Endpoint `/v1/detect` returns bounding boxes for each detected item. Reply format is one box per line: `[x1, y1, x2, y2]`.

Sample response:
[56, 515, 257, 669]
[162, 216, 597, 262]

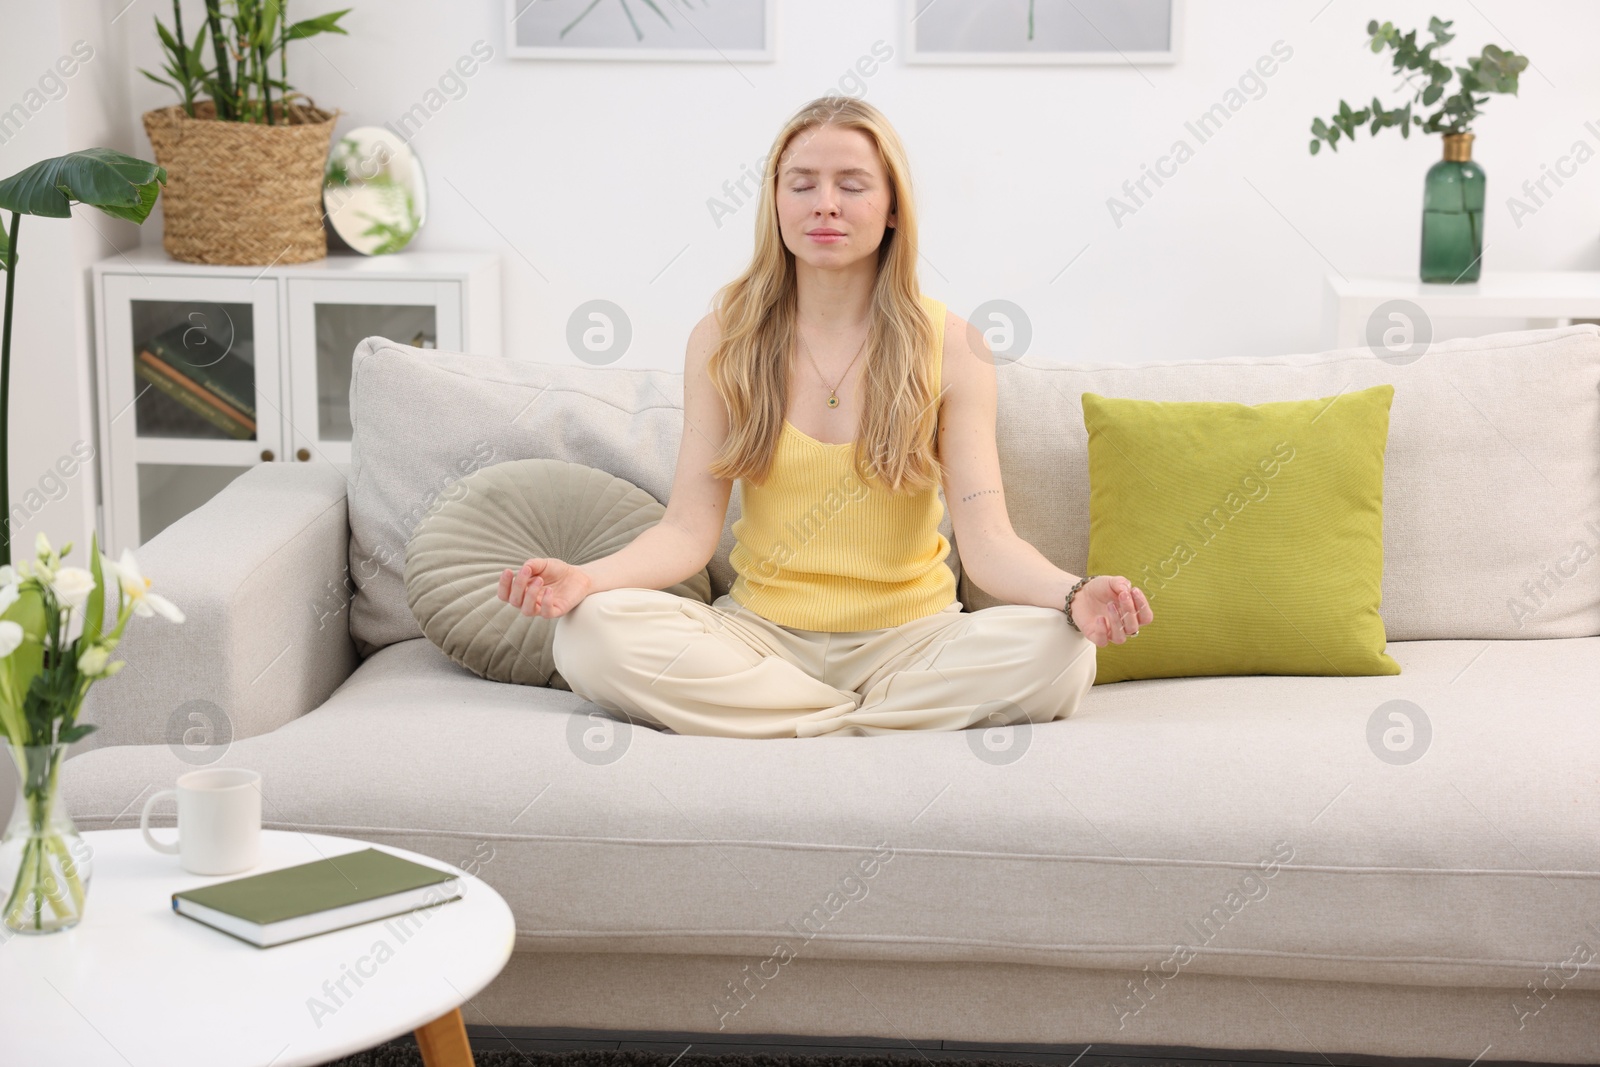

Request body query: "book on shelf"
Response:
[139, 321, 259, 422]
[135, 355, 255, 439]
[133, 374, 239, 440]
[171, 847, 462, 948]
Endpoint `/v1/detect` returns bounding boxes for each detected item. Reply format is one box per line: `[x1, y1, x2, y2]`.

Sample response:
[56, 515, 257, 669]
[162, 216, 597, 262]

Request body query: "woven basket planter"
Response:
[142, 100, 338, 266]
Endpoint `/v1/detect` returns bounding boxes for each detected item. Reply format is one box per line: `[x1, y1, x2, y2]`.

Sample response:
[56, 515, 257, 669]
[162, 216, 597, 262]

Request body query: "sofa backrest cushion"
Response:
[964, 324, 1600, 642]
[348, 325, 1599, 657]
[346, 337, 963, 657]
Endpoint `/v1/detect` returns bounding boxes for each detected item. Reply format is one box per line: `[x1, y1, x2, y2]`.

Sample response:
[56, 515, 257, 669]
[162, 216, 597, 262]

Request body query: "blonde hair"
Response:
[706, 96, 943, 494]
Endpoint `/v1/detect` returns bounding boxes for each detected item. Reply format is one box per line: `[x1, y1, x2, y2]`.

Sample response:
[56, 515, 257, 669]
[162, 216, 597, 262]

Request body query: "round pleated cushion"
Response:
[404, 458, 713, 688]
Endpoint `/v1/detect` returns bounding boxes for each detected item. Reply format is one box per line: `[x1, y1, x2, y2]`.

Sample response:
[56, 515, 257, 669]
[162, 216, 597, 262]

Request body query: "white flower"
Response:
[114, 549, 184, 623]
[33, 532, 60, 577]
[50, 567, 96, 611]
[0, 581, 17, 618]
[0, 621, 22, 658]
[77, 645, 109, 676]
[0, 565, 16, 587]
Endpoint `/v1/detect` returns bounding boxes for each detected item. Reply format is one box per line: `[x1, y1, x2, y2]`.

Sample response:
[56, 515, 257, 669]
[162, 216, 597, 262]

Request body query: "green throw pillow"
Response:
[1082, 385, 1400, 684]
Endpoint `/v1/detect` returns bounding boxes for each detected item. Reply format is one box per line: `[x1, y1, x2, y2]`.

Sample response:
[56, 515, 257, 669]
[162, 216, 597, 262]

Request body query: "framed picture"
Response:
[904, 0, 1181, 66]
[506, 0, 777, 62]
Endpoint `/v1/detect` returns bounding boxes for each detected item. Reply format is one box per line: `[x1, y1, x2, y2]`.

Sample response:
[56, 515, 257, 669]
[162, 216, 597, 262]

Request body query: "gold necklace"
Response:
[797, 325, 869, 409]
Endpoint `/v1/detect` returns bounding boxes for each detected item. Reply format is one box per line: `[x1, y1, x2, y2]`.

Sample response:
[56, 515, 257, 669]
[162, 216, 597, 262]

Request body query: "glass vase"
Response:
[1420, 132, 1486, 283]
[1, 742, 93, 935]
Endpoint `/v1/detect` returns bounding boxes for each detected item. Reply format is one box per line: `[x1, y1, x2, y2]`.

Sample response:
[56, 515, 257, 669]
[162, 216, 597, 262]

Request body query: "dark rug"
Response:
[321, 1045, 1265, 1067]
[326, 1052, 1005, 1067]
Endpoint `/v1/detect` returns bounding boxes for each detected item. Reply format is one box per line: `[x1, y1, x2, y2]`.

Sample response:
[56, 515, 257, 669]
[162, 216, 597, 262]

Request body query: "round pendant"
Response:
[827, 395, 839, 408]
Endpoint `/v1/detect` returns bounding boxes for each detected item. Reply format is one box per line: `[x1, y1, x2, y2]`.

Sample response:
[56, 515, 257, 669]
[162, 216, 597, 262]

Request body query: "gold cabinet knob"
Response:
[297, 448, 311, 462]
[260, 449, 274, 462]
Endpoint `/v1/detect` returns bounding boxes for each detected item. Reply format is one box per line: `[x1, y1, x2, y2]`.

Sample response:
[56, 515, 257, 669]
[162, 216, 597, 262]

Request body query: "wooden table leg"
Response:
[414, 1006, 474, 1067]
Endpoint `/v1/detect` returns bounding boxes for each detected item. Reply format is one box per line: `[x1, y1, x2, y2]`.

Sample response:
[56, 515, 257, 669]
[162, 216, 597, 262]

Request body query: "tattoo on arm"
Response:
[961, 488, 1002, 504]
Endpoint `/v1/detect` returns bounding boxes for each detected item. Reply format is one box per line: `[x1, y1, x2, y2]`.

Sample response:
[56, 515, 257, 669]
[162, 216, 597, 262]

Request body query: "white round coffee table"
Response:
[0, 828, 515, 1067]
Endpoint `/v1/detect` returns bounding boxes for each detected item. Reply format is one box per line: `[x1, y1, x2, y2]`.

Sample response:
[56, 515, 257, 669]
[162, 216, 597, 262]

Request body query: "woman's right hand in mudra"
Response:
[498, 558, 592, 619]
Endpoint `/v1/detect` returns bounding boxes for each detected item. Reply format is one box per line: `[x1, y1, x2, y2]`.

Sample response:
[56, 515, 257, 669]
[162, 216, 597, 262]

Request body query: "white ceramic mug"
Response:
[140, 768, 262, 875]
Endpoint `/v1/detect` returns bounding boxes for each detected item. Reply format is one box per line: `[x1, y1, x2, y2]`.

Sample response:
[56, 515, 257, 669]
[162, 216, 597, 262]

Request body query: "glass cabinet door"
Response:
[100, 274, 284, 553]
[286, 278, 462, 468]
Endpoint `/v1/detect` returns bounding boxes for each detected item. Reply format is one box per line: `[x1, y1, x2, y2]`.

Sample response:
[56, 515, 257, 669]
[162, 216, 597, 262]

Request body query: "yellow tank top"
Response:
[728, 295, 956, 632]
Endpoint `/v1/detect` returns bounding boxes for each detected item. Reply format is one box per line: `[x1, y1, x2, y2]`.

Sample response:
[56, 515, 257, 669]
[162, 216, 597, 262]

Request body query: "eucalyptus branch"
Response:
[1308, 16, 1528, 155]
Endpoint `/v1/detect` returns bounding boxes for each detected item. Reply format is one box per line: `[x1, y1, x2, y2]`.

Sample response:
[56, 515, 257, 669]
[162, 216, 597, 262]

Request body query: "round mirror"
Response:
[323, 127, 427, 255]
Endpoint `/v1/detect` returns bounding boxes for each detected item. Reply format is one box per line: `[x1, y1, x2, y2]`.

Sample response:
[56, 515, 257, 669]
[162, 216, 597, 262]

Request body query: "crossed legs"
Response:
[551, 588, 1097, 739]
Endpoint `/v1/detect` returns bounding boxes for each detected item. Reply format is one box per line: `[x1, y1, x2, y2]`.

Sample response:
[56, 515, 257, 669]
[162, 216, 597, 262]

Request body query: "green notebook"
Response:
[172, 847, 462, 948]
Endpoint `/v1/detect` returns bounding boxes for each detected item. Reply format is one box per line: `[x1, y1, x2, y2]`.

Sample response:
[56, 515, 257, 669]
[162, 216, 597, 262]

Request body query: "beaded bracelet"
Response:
[1062, 574, 1096, 633]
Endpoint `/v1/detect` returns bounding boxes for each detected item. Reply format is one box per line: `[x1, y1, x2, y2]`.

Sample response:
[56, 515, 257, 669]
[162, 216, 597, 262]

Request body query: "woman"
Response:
[497, 96, 1152, 739]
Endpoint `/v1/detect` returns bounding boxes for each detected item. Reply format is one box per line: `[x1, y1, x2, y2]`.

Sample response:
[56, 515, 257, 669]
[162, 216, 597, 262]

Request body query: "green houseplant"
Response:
[139, 0, 351, 265]
[1307, 17, 1529, 283]
[0, 149, 167, 567]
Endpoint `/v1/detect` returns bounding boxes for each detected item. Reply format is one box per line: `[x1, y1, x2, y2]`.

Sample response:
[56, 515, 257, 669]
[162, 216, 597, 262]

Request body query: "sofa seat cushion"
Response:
[62, 636, 1600, 992]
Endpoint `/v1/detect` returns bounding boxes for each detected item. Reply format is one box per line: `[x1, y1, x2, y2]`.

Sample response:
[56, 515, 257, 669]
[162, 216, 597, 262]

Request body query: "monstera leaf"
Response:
[0, 148, 164, 568]
[0, 148, 166, 222]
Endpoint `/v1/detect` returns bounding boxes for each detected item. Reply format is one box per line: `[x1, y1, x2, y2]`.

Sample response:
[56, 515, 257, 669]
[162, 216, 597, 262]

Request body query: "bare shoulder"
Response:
[685, 310, 723, 374]
[681, 309, 730, 440]
[938, 307, 994, 395]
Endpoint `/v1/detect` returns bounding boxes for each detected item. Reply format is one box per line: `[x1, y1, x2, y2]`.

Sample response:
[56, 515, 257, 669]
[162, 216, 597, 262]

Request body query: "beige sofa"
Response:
[63, 324, 1600, 1062]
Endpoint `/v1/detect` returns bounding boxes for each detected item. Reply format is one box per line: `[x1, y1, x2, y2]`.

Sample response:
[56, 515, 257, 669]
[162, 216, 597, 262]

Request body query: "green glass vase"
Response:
[1420, 132, 1485, 283]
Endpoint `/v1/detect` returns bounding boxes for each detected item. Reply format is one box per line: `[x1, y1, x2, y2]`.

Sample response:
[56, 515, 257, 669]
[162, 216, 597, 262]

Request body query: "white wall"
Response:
[114, 0, 1600, 372]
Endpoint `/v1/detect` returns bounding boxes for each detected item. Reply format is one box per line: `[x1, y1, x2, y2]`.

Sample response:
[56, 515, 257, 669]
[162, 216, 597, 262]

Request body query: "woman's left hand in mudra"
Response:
[1070, 575, 1154, 648]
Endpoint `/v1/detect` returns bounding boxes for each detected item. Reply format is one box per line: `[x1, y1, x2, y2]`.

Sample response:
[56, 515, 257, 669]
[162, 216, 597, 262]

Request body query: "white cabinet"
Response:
[92, 248, 500, 554]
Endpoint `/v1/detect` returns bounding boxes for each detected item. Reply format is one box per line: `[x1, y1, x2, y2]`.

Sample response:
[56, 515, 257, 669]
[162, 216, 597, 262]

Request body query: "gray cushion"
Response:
[404, 458, 712, 688]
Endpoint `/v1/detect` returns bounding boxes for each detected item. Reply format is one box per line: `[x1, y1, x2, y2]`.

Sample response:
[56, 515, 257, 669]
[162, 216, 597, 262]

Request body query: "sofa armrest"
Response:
[75, 462, 359, 755]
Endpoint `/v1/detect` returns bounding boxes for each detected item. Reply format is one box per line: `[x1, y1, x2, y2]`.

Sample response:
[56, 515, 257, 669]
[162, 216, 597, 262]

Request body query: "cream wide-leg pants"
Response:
[549, 588, 1098, 739]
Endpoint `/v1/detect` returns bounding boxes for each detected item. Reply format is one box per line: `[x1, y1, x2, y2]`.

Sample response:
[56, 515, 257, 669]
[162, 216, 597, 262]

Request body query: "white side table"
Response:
[1322, 270, 1600, 349]
[0, 829, 515, 1067]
